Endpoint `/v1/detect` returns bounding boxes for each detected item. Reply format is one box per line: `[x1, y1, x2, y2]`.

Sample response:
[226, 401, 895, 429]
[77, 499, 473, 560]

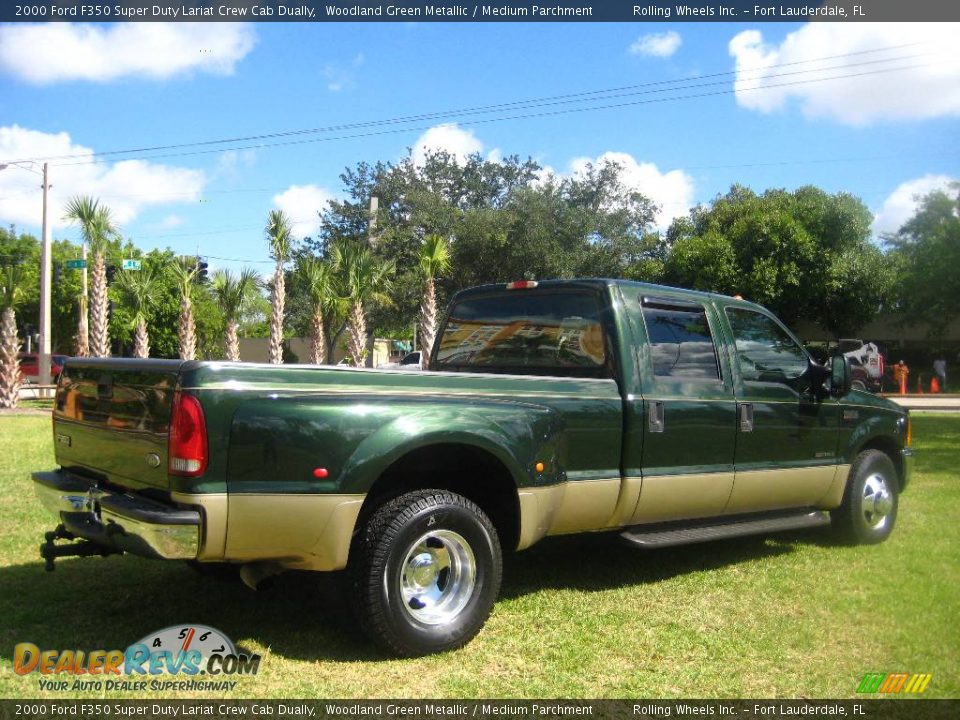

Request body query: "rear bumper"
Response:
[901, 448, 914, 491]
[32, 470, 199, 560]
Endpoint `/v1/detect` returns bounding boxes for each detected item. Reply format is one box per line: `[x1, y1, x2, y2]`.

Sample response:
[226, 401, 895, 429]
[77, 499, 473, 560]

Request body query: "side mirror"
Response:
[831, 355, 852, 398]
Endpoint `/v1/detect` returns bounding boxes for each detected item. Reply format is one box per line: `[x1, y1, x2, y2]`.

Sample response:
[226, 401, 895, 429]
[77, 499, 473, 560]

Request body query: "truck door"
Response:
[721, 305, 841, 513]
[623, 294, 738, 524]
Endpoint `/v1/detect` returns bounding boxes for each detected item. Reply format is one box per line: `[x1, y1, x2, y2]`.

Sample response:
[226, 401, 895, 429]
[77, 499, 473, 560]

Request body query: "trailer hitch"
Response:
[40, 524, 120, 572]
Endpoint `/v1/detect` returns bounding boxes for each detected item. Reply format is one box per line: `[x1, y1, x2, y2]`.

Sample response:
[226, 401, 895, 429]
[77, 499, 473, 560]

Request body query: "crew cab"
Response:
[32, 279, 913, 656]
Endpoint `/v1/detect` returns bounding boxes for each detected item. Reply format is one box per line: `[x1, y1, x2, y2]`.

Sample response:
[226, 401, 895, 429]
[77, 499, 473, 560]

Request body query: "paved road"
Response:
[883, 395, 960, 411]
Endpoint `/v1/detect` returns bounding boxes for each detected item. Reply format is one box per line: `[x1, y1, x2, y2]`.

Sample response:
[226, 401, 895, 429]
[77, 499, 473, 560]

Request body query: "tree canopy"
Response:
[663, 185, 893, 336]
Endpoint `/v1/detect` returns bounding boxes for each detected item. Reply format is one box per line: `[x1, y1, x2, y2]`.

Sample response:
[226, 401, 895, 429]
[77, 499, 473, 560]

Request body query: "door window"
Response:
[640, 299, 720, 380]
[725, 307, 808, 387]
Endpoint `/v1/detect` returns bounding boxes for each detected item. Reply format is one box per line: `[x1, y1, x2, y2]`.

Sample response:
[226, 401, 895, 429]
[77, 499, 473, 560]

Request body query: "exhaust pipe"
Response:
[239, 561, 283, 591]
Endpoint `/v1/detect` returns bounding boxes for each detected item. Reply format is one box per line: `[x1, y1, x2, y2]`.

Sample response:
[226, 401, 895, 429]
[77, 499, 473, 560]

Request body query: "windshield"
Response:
[434, 290, 609, 377]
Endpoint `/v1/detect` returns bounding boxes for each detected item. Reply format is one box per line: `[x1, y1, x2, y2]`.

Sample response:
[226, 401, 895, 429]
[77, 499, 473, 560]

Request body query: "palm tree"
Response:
[340, 242, 395, 367]
[170, 258, 200, 360]
[64, 196, 118, 357]
[213, 269, 259, 362]
[115, 267, 160, 359]
[0, 266, 25, 409]
[265, 210, 293, 365]
[418, 234, 451, 362]
[298, 257, 345, 365]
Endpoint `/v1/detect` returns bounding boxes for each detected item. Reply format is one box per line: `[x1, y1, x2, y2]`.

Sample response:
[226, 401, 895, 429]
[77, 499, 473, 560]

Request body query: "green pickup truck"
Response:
[32, 279, 913, 656]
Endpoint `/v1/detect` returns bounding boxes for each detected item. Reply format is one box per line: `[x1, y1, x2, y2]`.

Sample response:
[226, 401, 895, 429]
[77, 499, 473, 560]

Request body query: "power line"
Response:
[1, 43, 934, 168]
[39, 60, 930, 170]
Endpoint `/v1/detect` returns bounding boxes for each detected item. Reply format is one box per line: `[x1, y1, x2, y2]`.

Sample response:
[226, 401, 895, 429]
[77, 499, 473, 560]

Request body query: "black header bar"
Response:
[4, 1, 959, 24]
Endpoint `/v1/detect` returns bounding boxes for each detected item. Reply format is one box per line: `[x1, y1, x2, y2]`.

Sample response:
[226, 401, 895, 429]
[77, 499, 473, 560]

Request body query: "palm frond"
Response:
[266, 209, 293, 263]
[419, 233, 452, 280]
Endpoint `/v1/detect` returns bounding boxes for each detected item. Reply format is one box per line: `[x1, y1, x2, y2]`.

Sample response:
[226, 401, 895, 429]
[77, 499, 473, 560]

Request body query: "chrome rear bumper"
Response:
[32, 470, 199, 560]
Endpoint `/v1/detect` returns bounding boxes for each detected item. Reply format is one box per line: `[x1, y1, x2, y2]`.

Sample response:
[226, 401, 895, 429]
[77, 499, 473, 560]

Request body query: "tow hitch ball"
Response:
[40, 524, 119, 572]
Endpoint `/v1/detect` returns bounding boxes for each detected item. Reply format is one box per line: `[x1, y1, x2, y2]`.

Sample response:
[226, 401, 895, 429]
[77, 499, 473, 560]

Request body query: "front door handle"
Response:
[739, 403, 754, 432]
[649, 401, 665, 433]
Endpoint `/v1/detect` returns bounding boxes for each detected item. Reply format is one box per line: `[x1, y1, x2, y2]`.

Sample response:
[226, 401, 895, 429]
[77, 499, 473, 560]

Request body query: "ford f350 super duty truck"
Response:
[32, 279, 913, 656]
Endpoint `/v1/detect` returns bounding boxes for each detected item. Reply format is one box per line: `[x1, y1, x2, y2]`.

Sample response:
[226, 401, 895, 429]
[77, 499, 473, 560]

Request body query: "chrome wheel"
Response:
[398, 529, 476, 625]
[862, 473, 894, 529]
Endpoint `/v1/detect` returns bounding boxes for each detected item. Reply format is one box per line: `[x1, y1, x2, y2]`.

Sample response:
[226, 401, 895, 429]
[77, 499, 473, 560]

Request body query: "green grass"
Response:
[0, 413, 957, 699]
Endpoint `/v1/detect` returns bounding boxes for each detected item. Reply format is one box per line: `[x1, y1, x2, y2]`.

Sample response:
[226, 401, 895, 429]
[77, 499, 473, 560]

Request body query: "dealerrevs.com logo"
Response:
[14, 624, 260, 692]
[857, 672, 933, 694]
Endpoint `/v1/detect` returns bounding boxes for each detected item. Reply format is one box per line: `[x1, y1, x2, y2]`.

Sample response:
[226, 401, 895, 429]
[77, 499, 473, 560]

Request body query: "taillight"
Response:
[506, 280, 538, 290]
[169, 392, 208, 477]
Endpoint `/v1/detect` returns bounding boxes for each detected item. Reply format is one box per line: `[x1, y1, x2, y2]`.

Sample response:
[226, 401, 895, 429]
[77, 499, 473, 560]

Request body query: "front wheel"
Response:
[351, 490, 502, 656]
[831, 450, 899, 544]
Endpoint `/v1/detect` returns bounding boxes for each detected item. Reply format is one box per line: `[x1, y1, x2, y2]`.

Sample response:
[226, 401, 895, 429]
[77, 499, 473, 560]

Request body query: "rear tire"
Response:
[831, 450, 899, 544]
[351, 490, 502, 656]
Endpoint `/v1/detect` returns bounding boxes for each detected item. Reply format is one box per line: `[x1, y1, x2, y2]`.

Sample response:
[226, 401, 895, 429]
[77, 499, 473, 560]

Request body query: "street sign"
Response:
[65, 259, 87, 269]
[121, 259, 142, 271]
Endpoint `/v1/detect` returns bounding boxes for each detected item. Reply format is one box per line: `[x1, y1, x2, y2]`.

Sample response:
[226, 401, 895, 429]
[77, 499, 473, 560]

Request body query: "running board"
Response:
[620, 510, 830, 549]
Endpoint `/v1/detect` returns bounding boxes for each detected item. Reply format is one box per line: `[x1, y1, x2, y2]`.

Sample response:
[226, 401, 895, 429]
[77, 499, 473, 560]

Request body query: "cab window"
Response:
[725, 307, 808, 386]
[640, 299, 720, 380]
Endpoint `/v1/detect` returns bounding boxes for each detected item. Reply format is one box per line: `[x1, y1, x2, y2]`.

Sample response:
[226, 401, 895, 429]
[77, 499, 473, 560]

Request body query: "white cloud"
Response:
[0, 124, 205, 230]
[215, 149, 257, 179]
[629, 31, 682, 58]
[0, 23, 256, 84]
[272, 184, 334, 237]
[157, 215, 185, 230]
[872, 174, 956, 236]
[568, 151, 695, 227]
[729, 24, 960, 125]
[411, 124, 484, 165]
[323, 52, 365, 92]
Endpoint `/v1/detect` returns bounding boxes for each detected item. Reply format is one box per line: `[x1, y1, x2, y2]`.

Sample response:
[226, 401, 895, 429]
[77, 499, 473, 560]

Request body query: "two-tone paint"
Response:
[41, 279, 911, 572]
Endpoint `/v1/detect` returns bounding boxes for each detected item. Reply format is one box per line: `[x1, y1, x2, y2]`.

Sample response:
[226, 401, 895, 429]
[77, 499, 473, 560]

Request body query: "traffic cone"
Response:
[931, 376, 941, 394]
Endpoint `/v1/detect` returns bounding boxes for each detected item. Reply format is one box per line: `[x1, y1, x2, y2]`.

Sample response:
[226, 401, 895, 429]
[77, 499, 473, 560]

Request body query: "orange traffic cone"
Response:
[931, 376, 941, 393]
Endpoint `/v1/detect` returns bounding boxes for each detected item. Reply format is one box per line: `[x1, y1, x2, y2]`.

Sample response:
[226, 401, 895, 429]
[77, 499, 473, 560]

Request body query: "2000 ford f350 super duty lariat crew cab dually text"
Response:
[32, 279, 913, 655]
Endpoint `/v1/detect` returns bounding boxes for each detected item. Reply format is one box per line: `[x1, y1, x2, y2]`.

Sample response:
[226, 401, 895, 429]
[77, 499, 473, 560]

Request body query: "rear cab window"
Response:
[433, 288, 613, 378]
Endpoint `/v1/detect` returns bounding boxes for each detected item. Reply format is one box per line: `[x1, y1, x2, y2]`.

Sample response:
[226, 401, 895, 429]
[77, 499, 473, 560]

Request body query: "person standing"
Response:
[892, 360, 910, 395]
[933, 357, 947, 392]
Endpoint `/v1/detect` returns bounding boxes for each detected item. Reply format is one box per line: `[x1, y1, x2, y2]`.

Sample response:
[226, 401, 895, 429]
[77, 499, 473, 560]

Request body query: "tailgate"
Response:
[53, 358, 185, 491]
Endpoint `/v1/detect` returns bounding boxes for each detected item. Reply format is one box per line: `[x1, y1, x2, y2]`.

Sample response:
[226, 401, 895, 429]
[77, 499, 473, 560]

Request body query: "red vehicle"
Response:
[18, 353, 68, 382]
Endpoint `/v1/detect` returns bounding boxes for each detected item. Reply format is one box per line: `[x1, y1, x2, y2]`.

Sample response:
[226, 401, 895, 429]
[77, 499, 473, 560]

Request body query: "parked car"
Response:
[848, 356, 879, 393]
[377, 351, 422, 370]
[840, 340, 884, 386]
[32, 279, 911, 656]
[18, 353, 67, 382]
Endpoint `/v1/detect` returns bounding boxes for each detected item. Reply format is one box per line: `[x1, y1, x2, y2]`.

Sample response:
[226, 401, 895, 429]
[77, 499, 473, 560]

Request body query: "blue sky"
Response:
[0, 21, 957, 275]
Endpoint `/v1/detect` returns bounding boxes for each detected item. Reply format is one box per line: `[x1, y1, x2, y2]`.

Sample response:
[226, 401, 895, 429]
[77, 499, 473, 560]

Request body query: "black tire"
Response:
[831, 450, 899, 544]
[351, 489, 502, 656]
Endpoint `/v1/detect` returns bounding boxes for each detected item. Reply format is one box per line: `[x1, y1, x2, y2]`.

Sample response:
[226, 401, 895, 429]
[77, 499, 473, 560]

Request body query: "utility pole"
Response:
[367, 196, 378, 247]
[38, 162, 52, 386]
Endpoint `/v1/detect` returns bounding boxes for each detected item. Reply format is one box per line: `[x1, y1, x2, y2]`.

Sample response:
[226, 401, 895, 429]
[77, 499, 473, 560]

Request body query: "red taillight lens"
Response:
[506, 280, 538, 290]
[169, 392, 208, 477]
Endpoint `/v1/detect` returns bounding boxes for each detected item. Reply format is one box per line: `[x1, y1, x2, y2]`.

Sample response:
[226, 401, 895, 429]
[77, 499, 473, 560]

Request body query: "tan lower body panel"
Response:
[517, 478, 626, 549]
[816, 464, 851, 509]
[630, 472, 735, 525]
[223, 494, 365, 571]
[171, 492, 228, 561]
[725, 465, 843, 514]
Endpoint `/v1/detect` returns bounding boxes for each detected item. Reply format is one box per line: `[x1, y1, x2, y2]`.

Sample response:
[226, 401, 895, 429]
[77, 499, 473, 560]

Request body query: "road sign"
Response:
[121, 259, 142, 271]
[65, 259, 86, 269]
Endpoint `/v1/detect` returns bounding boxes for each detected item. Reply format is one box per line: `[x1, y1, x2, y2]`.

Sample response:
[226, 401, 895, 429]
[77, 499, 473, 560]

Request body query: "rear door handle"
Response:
[648, 401, 665, 433]
[739, 403, 754, 432]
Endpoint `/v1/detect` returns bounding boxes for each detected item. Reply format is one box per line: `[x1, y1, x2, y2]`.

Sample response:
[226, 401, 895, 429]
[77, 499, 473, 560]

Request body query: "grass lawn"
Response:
[0, 412, 957, 699]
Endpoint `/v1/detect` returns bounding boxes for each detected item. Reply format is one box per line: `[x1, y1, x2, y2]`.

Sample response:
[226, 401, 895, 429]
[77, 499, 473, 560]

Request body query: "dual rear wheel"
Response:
[350, 490, 502, 656]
